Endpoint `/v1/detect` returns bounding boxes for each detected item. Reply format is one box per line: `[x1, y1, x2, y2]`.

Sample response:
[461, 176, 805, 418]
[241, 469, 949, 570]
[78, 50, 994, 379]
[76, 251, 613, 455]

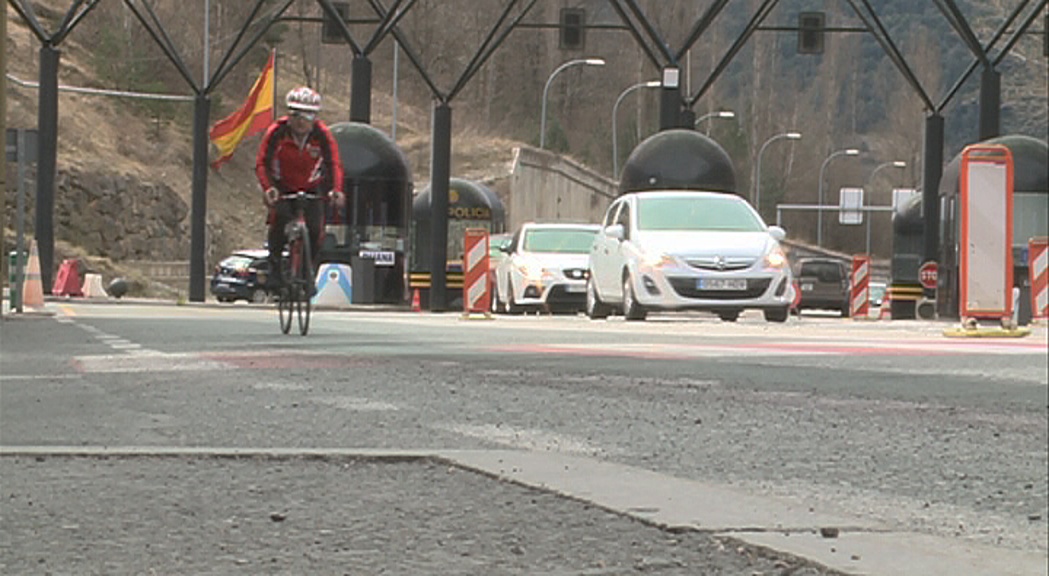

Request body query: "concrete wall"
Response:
[508, 146, 617, 230]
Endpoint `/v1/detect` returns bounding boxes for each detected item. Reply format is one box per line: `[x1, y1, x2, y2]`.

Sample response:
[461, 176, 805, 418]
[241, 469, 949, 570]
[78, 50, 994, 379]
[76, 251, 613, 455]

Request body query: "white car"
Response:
[492, 222, 601, 314]
[586, 190, 793, 322]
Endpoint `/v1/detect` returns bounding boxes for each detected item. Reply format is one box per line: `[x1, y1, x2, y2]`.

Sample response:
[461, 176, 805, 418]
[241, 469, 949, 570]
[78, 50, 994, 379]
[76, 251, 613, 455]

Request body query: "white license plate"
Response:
[698, 278, 746, 291]
[565, 283, 586, 293]
[801, 282, 814, 291]
[216, 283, 229, 290]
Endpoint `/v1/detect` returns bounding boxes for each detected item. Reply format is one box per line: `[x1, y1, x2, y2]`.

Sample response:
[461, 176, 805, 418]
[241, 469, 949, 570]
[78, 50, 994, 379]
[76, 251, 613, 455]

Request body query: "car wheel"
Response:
[585, 278, 611, 320]
[216, 296, 231, 303]
[840, 302, 851, 318]
[764, 306, 789, 323]
[250, 288, 268, 304]
[718, 310, 740, 322]
[622, 274, 647, 321]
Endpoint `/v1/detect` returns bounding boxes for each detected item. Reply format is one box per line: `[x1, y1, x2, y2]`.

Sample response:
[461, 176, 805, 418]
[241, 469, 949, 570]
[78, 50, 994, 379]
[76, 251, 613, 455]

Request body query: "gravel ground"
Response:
[0, 455, 844, 576]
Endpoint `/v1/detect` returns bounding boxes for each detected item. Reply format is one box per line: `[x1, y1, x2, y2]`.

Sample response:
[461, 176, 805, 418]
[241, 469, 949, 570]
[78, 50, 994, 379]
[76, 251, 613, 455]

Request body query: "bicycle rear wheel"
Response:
[295, 234, 313, 335]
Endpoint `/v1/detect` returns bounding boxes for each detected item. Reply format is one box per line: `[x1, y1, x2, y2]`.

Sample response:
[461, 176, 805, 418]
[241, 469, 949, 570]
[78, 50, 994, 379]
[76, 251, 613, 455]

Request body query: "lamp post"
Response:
[865, 160, 906, 255]
[612, 80, 660, 177]
[694, 110, 735, 134]
[753, 131, 801, 213]
[540, 58, 605, 149]
[817, 148, 860, 247]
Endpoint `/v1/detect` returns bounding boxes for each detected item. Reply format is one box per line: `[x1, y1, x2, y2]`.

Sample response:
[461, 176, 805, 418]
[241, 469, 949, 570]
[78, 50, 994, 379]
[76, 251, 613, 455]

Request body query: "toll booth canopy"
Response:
[322, 122, 413, 304]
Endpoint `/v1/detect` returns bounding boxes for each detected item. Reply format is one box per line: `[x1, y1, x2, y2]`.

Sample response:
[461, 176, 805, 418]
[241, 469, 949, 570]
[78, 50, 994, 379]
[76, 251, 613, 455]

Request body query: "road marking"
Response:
[432, 422, 607, 456]
[313, 396, 400, 412]
[0, 374, 83, 381]
[492, 338, 1047, 359]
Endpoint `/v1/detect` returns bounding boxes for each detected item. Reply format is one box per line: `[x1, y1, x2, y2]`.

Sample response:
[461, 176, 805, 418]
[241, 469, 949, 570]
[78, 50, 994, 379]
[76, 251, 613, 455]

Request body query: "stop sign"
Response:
[919, 261, 938, 290]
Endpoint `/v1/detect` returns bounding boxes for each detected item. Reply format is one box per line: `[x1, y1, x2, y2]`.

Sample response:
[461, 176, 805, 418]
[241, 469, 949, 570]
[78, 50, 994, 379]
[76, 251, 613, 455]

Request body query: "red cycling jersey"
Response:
[255, 117, 343, 196]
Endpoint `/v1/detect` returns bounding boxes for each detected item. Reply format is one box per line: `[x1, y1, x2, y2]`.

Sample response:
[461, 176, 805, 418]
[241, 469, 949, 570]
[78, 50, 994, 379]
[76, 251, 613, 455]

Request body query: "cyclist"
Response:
[256, 86, 345, 291]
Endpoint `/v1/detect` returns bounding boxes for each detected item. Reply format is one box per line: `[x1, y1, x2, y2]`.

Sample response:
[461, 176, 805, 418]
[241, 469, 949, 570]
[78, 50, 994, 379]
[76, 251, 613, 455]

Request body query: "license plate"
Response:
[565, 283, 585, 293]
[801, 282, 814, 291]
[698, 278, 746, 291]
[216, 283, 229, 290]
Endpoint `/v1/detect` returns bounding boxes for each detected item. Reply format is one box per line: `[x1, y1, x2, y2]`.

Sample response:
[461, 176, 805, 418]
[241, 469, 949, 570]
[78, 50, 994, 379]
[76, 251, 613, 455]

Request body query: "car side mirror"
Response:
[499, 243, 511, 253]
[604, 224, 625, 241]
[768, 225, 786, 241]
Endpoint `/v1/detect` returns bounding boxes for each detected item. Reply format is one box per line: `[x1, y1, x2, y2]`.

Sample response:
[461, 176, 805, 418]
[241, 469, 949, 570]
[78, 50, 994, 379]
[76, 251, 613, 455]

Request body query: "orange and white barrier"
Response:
[850, 254, 871, 318]
[82, 273, 109, 299]
[1030, 237, 1048, 320]
[462, 228, 490, 315]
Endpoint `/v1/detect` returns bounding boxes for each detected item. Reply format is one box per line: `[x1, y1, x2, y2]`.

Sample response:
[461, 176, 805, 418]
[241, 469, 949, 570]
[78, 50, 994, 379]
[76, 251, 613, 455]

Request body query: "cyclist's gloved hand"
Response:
[264, 187, 280, 207]
[329, 190, 346, 208]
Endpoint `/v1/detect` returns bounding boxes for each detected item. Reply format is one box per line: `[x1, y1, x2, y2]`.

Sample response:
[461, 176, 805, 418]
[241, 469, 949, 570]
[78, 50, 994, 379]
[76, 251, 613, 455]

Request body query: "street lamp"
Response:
[694, 110, 735, 133]
[540, 58, 605, 149]
[612, 80, 660, 177]
[864, 160, 907, 255]
[817, 148, 861, 247]
[753, 131, 801, 212]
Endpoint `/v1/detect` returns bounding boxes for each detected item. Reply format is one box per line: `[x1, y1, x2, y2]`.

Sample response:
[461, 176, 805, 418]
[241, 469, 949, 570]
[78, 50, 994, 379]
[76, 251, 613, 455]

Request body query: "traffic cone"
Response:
[411, 288, 422, 312]
[22, 241, 45, 309]
[878, 290, 892, 320]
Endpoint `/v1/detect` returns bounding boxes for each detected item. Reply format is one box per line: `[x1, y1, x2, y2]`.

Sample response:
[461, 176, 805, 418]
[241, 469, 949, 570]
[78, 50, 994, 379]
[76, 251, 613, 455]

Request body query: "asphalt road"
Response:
[1, 300, 1046, 575]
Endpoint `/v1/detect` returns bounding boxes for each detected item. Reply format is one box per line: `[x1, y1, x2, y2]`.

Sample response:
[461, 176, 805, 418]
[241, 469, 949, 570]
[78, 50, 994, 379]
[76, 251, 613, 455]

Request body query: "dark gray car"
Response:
[793, 257, 850, 317]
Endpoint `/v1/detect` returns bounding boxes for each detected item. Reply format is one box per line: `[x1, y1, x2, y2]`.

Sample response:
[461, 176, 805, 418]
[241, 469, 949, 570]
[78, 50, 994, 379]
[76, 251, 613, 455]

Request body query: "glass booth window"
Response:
[1014, 193, 1048, 247]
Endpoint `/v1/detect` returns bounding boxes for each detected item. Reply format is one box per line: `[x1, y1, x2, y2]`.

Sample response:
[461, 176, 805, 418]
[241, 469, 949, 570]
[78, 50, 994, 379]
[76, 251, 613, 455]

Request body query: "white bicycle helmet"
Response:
[286, 86, 321, 114]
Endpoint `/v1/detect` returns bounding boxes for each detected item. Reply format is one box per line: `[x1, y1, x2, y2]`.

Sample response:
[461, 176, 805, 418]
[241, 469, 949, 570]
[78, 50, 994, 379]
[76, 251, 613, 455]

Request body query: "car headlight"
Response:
[765, 247, 787, 269]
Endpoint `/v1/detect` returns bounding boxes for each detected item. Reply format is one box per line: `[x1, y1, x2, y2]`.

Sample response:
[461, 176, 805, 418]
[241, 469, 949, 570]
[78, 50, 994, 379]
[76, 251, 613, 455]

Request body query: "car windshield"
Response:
[221, 255, 255, 270]
[637, 195, 765, 232]
[522, 229, 596, 253]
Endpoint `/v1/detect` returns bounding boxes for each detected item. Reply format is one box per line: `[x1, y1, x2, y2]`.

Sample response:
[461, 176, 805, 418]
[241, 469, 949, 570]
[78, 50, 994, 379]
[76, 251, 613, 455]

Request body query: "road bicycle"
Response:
[276, 191, 323, 336]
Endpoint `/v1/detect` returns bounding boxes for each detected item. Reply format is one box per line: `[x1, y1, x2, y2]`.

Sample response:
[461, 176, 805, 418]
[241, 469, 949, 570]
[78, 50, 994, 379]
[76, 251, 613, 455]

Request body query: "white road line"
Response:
[0, 374, 83, 381]
[432, 422, 607, 456]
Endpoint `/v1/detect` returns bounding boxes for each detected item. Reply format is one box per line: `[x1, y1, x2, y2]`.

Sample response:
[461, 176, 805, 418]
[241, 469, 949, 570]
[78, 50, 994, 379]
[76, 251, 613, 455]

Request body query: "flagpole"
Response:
[272, 48, 278, 123]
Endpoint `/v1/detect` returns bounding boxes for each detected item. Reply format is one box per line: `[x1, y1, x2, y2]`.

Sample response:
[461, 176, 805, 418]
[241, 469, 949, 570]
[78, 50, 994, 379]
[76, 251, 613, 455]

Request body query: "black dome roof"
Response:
[619, 129, 737, 195]
[414, 178, 506, 222]
[939, 134, 1048, 197]
[329, 122, 412, 184]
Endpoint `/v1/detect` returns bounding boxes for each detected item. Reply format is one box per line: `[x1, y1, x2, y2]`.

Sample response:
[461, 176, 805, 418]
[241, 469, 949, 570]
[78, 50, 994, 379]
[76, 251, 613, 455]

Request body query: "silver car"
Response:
[586, 190, 793, 322]
[493, 222, 601, 314]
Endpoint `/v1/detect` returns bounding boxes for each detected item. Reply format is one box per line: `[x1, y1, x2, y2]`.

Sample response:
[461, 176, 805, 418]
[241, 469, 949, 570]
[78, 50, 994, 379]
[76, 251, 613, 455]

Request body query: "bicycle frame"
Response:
[276, 191, 323, 335]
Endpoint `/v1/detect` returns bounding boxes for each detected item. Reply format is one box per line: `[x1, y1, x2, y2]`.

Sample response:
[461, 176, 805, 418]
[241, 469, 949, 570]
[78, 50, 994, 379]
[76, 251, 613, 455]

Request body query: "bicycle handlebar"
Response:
[278, 191, 327, 202]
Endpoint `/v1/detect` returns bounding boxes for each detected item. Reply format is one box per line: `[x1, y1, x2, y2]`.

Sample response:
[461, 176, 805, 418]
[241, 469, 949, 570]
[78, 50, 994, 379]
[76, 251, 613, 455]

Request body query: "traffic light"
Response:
[798, 11, 825, 54]
[560, 8, 585, 50]
[322, 1, 350, 45]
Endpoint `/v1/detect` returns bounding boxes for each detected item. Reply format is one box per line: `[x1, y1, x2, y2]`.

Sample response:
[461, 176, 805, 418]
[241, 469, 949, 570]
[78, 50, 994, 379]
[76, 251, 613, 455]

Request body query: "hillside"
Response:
[2, 3, 524, 297]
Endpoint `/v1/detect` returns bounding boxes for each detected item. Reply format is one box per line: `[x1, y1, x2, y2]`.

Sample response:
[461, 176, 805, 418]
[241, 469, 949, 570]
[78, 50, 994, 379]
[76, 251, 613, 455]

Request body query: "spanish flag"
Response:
[209, 50, 275, 169]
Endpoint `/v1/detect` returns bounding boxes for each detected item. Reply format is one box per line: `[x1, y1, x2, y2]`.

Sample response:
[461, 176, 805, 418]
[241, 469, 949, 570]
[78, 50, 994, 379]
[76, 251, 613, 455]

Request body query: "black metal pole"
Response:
[350, 55, 372, 123]
[978, 66, 1001, 141]
[429, 102, 452, 311]
[189, 93, 211, 302]
[35, 45, 59, 293]
[921, 112, 944, 299]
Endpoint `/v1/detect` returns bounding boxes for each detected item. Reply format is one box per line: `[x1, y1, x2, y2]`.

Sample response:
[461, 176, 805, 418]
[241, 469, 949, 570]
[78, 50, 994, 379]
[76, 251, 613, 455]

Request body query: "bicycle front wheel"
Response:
[295, 234, 313, 335]
[277, 259, 293, 334]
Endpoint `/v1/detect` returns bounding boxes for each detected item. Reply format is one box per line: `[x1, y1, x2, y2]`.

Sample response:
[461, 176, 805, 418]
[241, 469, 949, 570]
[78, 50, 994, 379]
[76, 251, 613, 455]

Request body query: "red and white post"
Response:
[463, 228, 491, 316]
[850, 254, 871, 319]
[1030, 237, 1048, 321]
